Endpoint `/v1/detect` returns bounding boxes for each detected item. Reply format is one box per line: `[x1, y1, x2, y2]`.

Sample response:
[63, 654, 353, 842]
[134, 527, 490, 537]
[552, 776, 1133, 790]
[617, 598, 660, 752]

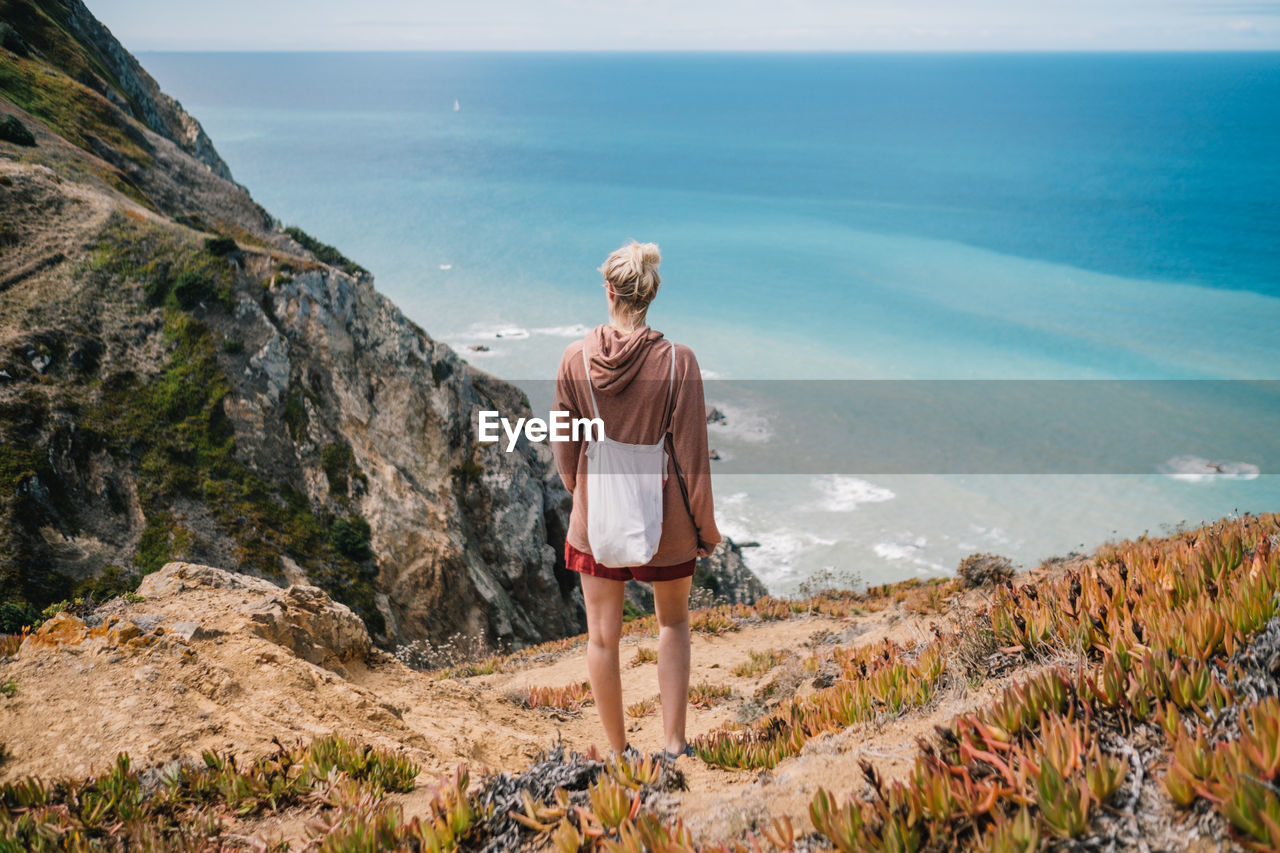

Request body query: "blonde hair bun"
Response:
[600, 240, 661, 309]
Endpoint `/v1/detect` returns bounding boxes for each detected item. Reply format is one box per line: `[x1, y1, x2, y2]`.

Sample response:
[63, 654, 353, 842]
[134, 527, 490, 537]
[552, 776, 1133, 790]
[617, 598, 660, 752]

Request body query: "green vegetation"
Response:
[0, 389, 80, 615]
[87, 215, 234, 310]
[39, 596, 92, 623]
[0, 735, 418, 851]
[732, 648, 789, 678]
[321, 440, 367, 499]
[133, 512, 191, 574]
[36, 217, 387, 635]
[0, 737, 705, 853]
[284, 225, 368, 277]
[0, 602, 36, 634]
[202, 234, 238, 257]
[0, 679, 14, 698]
[0, 0, 140, 110]
[74, 564, 140, 602]
[282, 391, 307, 442]
[329, 516, 373, 562]
[0, 50, 149, 167]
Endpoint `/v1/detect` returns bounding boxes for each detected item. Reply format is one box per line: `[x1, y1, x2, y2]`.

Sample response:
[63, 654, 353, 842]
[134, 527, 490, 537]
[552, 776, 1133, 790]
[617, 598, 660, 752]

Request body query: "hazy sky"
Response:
[92, 0, 1280, 51]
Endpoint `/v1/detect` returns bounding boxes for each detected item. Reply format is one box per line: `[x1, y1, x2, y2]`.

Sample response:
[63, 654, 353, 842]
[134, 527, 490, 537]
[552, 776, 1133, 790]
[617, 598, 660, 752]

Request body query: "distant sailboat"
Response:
[453, 99, 460, 112]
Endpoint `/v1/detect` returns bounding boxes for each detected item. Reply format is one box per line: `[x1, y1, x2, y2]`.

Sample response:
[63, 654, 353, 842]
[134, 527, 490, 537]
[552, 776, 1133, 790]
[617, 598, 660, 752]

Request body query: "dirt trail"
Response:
[0, 562, 997, 847]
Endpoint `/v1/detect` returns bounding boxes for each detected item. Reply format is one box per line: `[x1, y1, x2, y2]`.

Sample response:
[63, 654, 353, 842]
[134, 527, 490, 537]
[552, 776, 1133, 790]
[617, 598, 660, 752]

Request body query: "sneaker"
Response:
[611, 743, 640, 762]
[658, 743, 696, 762]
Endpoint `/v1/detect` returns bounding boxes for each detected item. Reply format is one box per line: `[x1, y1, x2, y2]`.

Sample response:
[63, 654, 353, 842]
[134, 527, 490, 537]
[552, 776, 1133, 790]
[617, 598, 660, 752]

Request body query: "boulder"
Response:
[139, 562, 371, 669]
[0, 115, 36, 147]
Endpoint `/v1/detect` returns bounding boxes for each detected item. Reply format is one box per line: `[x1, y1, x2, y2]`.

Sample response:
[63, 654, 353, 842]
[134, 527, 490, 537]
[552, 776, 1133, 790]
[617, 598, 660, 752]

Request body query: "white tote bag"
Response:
[582, 341, 676, 568]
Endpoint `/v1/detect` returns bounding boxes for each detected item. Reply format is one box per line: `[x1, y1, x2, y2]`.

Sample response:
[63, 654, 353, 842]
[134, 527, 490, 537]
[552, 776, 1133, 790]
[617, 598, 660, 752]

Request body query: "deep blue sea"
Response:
[141, 52, 1280, 589]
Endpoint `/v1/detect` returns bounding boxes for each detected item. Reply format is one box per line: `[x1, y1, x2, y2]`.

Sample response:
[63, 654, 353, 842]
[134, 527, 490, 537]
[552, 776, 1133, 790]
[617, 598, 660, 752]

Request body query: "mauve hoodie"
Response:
[553, 324, 722, 567]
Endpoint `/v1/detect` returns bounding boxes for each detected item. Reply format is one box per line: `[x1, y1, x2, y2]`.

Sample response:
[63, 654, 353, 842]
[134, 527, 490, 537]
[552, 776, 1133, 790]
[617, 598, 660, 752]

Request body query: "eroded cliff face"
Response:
[0, 0, 586, 648]
[231, 261, 583, 646]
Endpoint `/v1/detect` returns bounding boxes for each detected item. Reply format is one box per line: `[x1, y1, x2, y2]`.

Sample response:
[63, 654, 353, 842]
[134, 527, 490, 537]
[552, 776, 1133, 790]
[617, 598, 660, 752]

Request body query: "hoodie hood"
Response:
[584, 324, 666, 397]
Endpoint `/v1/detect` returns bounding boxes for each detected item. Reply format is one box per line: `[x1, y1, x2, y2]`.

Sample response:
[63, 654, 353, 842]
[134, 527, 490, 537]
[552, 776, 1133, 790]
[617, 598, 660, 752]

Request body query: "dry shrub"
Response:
[957, 552, 1015, 589]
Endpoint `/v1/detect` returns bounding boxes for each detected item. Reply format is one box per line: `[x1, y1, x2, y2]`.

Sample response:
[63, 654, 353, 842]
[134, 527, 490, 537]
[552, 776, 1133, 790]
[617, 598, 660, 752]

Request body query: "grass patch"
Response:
[86, 215, 234, 310]
[0, 50, 149, 167]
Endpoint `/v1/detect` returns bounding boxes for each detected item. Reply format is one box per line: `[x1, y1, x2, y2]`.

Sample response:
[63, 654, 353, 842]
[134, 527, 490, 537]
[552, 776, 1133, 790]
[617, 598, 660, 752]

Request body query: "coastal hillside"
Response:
[1, 515, 1276, 851]
[0, 0, 615, 649]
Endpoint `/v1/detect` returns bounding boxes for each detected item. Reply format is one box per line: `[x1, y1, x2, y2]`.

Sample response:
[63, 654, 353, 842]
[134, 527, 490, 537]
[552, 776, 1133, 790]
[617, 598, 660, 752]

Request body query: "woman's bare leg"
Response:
[652, 576, 693, 754]
[580, 573, 627, 753]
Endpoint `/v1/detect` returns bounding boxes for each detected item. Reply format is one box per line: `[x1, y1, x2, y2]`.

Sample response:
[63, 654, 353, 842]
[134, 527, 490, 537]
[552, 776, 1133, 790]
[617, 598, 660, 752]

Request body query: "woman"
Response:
[553, 240, 721, 760]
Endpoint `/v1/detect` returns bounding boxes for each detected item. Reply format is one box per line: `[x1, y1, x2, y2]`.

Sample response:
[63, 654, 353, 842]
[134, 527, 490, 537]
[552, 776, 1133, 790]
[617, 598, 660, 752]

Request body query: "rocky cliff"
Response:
[0, 0, 587, 648]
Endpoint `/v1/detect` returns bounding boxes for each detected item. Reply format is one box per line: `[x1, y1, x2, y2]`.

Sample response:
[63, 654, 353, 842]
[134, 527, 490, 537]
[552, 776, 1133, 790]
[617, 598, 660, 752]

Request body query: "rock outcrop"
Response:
[0, 0, 585, 650]
[54, 0, 234, 180]
[694, 539, 769, 605]
[232, 263, 584, 647]
[134, 562, 371, 668]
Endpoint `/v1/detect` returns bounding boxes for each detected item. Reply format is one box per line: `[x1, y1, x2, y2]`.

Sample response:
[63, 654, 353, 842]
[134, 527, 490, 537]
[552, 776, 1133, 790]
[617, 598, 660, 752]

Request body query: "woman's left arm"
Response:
[552, 346, 582, 493]
[670, 347, 722, 555]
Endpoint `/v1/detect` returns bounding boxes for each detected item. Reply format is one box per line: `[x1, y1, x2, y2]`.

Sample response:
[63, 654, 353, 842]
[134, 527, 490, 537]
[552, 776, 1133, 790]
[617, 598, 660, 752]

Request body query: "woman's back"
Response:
[553, 324, 721, 567]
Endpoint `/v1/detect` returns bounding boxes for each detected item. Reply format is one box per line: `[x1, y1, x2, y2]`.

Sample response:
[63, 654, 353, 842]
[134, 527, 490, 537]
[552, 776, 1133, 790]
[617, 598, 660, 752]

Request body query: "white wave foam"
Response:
[438, 264, 452, 270]
[968, 524, 1011, 545]
[745, 530, 837, 585]
[531, 324, 591, 338]
[812, 475, 895, 512]
[454, 323, 530, 341]
[1158, 455, 1260, 482]
[872, 534, 947, 573]
[705, 401, 772, 444]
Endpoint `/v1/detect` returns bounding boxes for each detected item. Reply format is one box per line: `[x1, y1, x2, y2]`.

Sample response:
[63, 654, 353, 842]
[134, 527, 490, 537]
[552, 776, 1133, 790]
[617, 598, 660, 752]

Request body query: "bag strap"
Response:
[581, 340, 677, 434]
[660, 342, 701, 543]
[583, 338, 700, 542]
[581, 344, 600, 421]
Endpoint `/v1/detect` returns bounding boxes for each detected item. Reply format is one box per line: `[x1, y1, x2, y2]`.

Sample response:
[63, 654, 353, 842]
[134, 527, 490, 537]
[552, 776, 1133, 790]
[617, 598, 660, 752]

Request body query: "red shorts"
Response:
[565, 541, 696, 583]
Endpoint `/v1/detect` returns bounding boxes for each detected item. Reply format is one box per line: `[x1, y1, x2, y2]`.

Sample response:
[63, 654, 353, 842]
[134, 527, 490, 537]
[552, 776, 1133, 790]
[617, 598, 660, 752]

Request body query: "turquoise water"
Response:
[141, 52, 1280, 589]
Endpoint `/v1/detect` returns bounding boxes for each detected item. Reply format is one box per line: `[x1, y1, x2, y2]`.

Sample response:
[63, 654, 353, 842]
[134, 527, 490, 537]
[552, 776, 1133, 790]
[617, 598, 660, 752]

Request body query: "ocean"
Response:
[140, 51, 1280, 591]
